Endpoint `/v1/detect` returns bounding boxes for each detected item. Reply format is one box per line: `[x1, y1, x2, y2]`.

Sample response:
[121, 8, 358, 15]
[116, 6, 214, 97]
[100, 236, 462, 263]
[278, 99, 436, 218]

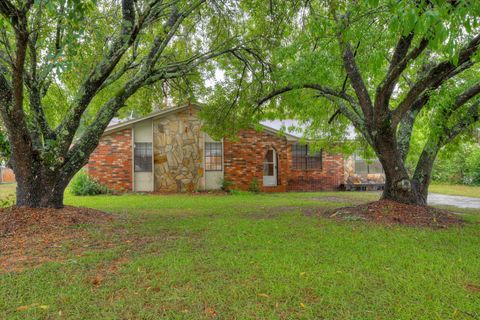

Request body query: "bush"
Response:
[69, 170, 110, 196]
[432, 143, 480, 185]
[220, 177, 234, 192]
[248, 177, 260, 193]
[464, 147, 480, 185]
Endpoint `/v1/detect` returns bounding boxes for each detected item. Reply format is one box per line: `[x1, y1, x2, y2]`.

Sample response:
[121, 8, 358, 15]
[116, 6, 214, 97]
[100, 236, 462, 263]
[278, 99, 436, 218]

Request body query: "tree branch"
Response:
[338, 40, 373, 123]
[0, 1, 38, 176]
[257, 83, 358, 107]
[55, 0, 142, 151]
[64, 25, 240, 177]
[332, 10, 373, 124]
[375, 35, 428, 115]
[25, 2, 54, 141]
[392, 34, 480, 128]
[143, 0, 206, 71]
[443, 101, 480, 144]
[452, 82, 480, 110]
[0, 0, 17, 18]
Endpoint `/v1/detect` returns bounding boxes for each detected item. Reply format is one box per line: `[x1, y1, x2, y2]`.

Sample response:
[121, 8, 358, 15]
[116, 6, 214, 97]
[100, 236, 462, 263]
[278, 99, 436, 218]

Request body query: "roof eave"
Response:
[103, 103, 202, 134]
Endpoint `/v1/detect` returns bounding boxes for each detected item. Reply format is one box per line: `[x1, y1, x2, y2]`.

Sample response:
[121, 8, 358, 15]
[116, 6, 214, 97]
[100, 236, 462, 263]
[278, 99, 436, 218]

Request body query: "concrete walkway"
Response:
[428, 193, 480, 209]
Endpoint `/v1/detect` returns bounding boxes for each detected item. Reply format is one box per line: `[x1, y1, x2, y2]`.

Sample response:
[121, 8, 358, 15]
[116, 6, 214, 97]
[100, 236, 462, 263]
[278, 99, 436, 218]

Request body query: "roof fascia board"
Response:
[103, 104, 201, 134]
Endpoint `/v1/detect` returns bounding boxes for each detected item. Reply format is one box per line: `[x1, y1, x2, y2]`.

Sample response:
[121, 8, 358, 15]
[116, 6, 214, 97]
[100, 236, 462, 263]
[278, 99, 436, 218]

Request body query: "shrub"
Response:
[220, 177, 234, 192]
[69, 170, 110, 196]
[464, 147, 480, 185]
[432, 143, 480, 185]
[248, 177, 260, 193]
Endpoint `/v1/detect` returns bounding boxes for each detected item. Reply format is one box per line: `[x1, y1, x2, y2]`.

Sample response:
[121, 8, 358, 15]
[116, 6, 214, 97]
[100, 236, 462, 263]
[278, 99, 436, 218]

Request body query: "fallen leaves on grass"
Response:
[0, 205, 112, 237]
[91, 275, 104, 286]
[0, 206, 113, 272]
[319, 200, 463, 228]
[205, 306, 218, 317]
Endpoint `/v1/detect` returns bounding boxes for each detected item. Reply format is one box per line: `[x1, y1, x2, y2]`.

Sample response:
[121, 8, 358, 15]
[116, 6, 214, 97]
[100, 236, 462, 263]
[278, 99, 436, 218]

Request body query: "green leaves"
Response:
[203, 0, 480, 167]
[403, 6, 419, 35]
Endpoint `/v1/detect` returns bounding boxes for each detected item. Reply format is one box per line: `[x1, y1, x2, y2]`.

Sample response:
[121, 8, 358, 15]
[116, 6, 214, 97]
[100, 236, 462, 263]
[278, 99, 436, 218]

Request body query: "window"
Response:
[205, 142, 222, 171]
[134, 142, 152, 172]
[354, 154, 384, 174]
[292, 144, 322, 170]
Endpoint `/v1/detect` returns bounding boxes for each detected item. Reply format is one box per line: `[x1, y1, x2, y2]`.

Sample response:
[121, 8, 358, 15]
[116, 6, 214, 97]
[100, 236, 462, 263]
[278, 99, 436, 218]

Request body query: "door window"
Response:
[263, 149, 275, 176]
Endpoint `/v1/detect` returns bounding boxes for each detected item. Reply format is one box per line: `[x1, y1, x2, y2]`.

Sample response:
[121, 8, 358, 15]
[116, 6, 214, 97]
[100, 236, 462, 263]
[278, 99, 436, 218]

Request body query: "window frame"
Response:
[205, 141, 223, 172]
[354, 154, 384, 174]
[291, 144, 322, 170]
[134, 142, 153, 172]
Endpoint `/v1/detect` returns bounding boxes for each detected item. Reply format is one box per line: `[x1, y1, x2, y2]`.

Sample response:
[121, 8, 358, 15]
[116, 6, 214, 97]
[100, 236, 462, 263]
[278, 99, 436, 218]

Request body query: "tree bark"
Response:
[15, 167, 72, 208]
[381, 170, 425, 205]
[371, 126, 425, 205]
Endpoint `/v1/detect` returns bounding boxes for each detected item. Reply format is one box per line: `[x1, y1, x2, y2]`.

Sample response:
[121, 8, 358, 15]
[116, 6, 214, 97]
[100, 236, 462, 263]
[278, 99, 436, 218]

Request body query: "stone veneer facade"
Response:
[153, 109, 204, 192]
[87, 128, 133, 192]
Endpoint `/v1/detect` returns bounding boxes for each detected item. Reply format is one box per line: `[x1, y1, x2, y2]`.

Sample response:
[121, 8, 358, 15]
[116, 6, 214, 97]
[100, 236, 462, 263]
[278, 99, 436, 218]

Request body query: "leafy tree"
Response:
[432, 142, 480, 185]
[0, 0, 255, 207]
[204, 0, 480, 205]
[0, 126, 10, 164]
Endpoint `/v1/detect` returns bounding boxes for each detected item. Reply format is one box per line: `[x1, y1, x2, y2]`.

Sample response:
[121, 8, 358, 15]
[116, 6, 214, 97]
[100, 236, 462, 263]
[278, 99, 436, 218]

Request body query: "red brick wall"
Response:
[86, 128, 133, 192]
[224, 129, 344, 192]
[223, 129, 289, 192]
[1, 167, 15, 183]
[286, 147, 344, 191]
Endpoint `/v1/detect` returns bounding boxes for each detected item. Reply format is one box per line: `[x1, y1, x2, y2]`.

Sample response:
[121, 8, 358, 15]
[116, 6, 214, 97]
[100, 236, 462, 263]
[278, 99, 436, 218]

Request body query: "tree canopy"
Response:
[203, 0, 480, 204]
[0, 0, 259, 207]
[0, 0, 479, 207]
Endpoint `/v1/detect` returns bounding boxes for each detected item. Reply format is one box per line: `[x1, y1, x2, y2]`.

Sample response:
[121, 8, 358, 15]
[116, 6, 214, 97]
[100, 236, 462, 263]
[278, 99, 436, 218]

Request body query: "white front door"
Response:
[263, 149, 277, 186]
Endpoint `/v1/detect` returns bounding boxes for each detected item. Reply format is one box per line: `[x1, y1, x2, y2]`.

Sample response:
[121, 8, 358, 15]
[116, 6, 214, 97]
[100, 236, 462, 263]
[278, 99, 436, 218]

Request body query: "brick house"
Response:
[87, 104, 374, 193]
[0, 166, 15, 183]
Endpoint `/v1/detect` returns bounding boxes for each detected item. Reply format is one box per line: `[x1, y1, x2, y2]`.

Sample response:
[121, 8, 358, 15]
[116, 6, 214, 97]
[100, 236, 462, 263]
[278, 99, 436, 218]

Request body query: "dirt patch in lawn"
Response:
[317, 200, 463, 228]
[465, 283, 480, 293]
[0, 206, 113, 272]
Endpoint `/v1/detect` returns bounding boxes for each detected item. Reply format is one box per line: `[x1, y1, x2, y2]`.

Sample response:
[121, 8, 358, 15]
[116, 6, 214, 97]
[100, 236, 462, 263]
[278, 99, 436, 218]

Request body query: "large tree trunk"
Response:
[411, 139, 441, 205]
[381, 171, 424, 205]
[371, 126, 426, 205]
[14, 163, 73, 208]
[13, 159, 76, 208]
[16, 180, 66, 208]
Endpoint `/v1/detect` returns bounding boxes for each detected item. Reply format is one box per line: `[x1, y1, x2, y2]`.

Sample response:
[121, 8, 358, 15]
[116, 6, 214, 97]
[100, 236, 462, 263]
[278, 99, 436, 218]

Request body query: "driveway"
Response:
[428, 193, 480, 209]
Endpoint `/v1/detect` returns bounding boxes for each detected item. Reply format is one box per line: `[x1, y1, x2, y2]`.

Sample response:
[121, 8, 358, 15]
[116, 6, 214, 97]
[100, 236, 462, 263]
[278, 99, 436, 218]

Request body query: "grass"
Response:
[429, 183, 480, 198]
[0, 183, 16, 197]
[0, 187, 479, 319]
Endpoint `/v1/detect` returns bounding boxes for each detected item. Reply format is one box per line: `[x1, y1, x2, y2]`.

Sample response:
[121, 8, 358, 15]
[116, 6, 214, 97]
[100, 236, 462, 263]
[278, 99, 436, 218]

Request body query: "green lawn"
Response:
[0, 183, 15, 198]
[0, 188, 479, 319]
[429, 183, 480, 198]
